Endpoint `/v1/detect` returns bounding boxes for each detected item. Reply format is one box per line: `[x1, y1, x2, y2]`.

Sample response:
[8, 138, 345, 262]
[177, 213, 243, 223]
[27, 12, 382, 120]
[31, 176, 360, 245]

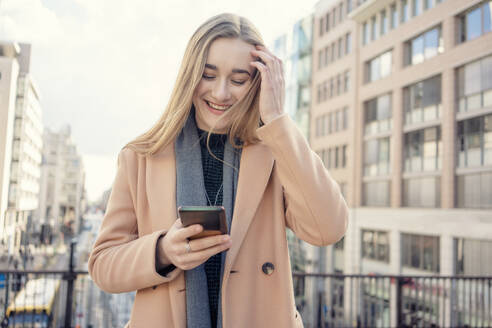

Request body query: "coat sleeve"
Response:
[256, 114, 348, 246]
[88, 148, 181, 293]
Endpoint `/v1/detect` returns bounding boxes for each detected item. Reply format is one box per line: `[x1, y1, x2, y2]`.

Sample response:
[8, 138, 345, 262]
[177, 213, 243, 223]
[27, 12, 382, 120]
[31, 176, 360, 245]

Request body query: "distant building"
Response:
[0, 42, 20, 246]
[312, 0, 492, 326]
[37, 126, 86, 243]
[0, 42, 43, 260]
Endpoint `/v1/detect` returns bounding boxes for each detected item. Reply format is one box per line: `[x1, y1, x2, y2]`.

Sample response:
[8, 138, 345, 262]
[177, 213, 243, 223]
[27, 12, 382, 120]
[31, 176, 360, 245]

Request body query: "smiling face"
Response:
[192, 37, 256, 133]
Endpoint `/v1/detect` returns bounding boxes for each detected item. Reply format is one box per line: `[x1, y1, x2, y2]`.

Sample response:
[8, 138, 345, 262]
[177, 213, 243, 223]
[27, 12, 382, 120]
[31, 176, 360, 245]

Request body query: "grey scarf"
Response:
[175, 108, 241, 328]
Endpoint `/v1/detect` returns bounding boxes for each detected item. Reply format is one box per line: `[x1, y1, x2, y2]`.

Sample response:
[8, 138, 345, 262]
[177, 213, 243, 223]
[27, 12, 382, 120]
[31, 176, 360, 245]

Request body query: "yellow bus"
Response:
[6, 277, 61, 328]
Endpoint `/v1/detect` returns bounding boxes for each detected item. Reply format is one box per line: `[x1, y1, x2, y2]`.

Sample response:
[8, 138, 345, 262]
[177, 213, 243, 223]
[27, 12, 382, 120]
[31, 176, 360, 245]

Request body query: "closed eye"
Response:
[202, 74, 246, 85]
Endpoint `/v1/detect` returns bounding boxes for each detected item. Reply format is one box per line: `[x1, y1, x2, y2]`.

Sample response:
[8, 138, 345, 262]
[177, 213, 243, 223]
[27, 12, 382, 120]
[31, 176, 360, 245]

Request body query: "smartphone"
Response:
[178, 206, 228, 240]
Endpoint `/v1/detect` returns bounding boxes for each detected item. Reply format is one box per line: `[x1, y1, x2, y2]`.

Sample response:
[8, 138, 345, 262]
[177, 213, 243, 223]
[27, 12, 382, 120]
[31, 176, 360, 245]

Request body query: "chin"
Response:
[195, 105, 231, 132]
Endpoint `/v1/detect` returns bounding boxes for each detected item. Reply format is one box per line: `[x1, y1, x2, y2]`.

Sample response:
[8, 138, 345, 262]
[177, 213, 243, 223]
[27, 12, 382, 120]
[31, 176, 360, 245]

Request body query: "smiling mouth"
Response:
[205, 100, 232, 111]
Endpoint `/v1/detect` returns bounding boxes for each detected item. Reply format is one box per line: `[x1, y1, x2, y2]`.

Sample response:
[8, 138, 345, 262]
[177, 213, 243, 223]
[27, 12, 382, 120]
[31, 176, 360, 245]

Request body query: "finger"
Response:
[189, 234, 231, 252]
[186, 240, 232, 263]
[250, 49, 275, 67]
[251, 49, 282, 85]
[174, 218, 184, 228]
[249, 61, 269, 79]
[174, 224, 203, 241]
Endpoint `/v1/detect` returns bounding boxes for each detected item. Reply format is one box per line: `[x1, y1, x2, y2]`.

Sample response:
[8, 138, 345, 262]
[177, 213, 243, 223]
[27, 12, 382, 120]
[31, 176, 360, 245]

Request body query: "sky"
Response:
[0, 0, 319, 202]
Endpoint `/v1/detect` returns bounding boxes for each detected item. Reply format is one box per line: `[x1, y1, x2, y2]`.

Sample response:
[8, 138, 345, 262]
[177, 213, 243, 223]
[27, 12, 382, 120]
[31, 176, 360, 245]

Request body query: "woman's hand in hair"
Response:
[157, 218, 232, 271]
[249, 44, 285, 125]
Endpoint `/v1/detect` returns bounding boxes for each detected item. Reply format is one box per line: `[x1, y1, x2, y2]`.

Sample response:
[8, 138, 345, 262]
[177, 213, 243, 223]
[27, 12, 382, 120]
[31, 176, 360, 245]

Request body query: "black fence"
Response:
[0, 244, 490, 327]
[293, 272, 492, 328]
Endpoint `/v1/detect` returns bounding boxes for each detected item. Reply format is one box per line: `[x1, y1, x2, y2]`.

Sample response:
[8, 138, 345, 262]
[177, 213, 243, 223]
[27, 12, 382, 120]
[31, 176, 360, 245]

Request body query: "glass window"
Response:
[347, 0, 352, 13]
[391, 3, 398, 29]
[424, 0, 433, 10]
[402, 233, 440, 272]
[404, 127, 441, 172]
[344, 70, 350, 92]
[381, 9, 388, 35]
[411, 35, 424, 65]
[457, 55, 492, 112]
[365, 93, 392, 134]
[338, 38, 343, 58]
[320, 17, 324, 36]
[335, 147, 339, 168]
[485, 2, 492, 33]
[404, 75, 441, 124]
[401, 0, 409, 23]
[457, 114, 492, 168]
[424, 28, 439, 58]
[345, 33, 352, 54]
[467, 6, 482, 40]
[367, 50, 392, 82]
[371, 16, 377, 41]
[413, 0, 421, 16]
[459, 2, 492, 43]
[362, 230, 390, 262]
[342, 145, 347, 167]
[339, 3, 344, 22]
[364, 137, 390, 176]
[455, 238, 492, 275]
[363, 22, 370, 45]
[403, 177, 441, 207]
[343, 107, 348, 129]
[325, 13, 330, 32]
[363, 180, 390, 206]
[457, 171, 492, 208]
[406, 26, 442, 66]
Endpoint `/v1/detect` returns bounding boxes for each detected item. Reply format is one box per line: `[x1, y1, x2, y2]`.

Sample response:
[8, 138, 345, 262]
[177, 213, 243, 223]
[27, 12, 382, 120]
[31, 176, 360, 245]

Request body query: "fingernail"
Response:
[222, 235, 230, 242]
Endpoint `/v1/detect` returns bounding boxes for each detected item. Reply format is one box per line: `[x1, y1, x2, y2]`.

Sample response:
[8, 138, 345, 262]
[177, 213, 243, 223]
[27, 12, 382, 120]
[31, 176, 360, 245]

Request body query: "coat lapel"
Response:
[222, 142, 274, 284]
[147, 144, 186, 328]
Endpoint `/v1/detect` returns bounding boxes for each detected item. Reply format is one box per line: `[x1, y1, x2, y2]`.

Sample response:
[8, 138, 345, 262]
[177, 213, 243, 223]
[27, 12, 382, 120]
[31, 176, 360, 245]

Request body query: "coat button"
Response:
[262, 262, 275, 275]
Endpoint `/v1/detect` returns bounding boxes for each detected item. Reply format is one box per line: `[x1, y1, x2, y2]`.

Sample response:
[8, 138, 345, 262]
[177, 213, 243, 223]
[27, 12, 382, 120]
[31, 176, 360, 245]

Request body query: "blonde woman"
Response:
[88, 13, 348, 328]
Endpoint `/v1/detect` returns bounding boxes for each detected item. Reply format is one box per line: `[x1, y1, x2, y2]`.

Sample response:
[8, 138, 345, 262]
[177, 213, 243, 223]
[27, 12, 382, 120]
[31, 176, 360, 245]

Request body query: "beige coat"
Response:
[88, 114, 348, 328]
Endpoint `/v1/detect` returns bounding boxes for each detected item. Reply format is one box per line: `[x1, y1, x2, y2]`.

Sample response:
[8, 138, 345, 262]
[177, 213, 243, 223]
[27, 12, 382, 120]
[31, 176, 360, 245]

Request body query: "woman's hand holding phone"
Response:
[157, 218, 232, 271]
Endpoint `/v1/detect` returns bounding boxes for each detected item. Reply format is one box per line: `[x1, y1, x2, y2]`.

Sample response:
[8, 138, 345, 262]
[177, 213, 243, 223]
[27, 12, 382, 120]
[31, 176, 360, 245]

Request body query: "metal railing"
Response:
[1, 243, 491, 328]
[292, 272, 492, 328]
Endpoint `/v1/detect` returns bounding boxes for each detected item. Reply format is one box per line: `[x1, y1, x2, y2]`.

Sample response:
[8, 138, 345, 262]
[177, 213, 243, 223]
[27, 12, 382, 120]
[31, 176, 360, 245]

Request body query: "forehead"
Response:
[206, 38, 256, 72]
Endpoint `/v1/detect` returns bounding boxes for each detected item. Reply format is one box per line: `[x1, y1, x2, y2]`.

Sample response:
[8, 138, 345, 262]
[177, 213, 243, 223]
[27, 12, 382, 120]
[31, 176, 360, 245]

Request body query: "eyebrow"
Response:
[205, 63, 251, 76]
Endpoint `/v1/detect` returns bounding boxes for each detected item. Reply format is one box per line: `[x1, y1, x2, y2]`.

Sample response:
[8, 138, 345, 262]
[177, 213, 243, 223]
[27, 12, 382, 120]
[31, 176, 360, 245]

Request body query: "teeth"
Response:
[206, 101, 231, 111]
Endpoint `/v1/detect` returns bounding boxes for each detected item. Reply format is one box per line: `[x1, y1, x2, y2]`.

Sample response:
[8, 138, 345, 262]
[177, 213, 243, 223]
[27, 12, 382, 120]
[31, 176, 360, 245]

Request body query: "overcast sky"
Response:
[0, 0, 318, 202]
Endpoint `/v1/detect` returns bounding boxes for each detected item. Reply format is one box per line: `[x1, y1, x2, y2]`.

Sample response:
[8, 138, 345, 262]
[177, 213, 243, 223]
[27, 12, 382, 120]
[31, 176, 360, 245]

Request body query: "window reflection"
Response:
[458, 1, 492, 43]
[456, 54, 492, 112]
[406, 26, 442, 66]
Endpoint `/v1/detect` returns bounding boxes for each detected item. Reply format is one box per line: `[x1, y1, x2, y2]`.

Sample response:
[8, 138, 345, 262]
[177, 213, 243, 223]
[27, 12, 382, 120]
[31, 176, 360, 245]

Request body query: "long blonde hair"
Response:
[126, 13, 265, 156]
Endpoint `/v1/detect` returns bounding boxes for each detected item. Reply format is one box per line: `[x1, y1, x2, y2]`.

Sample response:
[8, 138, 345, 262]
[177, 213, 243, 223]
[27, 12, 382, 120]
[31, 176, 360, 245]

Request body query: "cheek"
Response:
[234, 84, 251, 100]
[193, 81, 208, 98]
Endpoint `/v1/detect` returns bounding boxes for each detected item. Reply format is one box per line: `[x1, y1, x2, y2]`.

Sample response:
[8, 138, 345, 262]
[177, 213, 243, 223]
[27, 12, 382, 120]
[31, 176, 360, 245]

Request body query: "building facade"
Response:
[0, 42, 20, 244]
[311, 0, 492, 326]
[0, 42, 44, 264]
[4, 43, 44, 259]
[37, 126, 86, 245]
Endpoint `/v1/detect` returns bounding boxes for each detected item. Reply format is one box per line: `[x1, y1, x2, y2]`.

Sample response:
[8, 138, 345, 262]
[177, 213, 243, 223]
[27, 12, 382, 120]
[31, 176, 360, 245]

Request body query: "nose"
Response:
[211, 79, 231, 103]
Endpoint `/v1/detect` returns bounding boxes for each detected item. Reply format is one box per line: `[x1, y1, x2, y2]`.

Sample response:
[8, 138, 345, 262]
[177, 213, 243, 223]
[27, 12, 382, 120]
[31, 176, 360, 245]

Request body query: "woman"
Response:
[88, 13, 348, 328]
